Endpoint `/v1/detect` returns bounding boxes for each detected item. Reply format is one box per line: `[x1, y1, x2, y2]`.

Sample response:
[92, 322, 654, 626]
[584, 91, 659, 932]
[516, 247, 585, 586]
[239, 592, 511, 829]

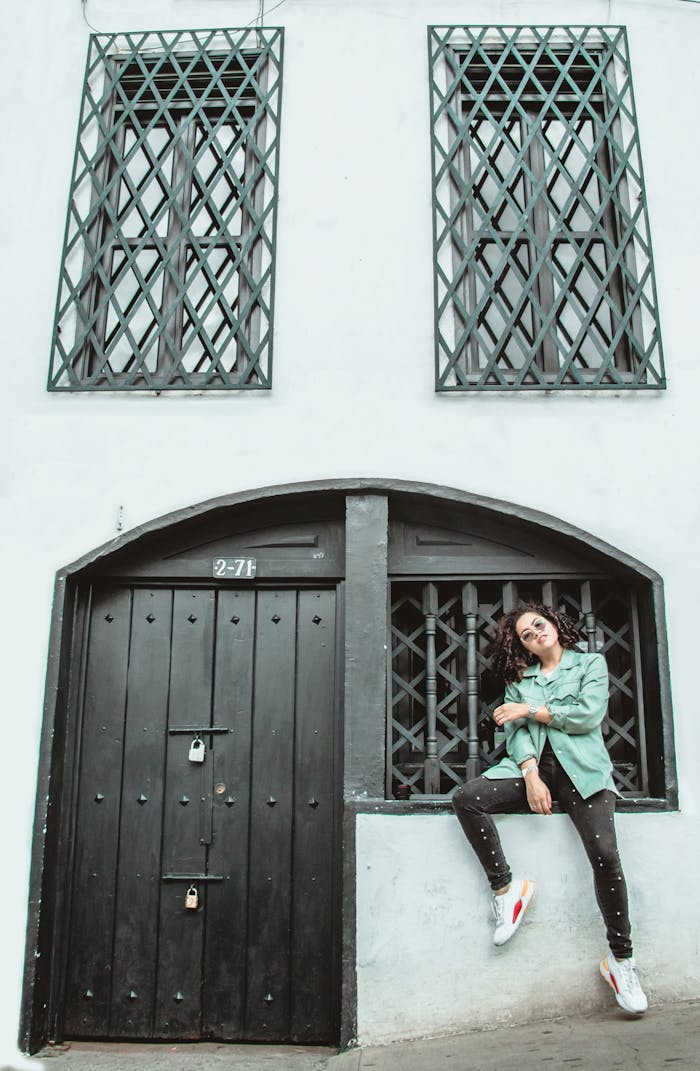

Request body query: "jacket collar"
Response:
[520, 647, 579, 678]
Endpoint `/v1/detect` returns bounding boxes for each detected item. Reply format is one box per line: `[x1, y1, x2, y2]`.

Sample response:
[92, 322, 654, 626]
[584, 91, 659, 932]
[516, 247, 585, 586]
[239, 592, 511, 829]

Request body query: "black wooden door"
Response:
[62, 584, 340, 1043]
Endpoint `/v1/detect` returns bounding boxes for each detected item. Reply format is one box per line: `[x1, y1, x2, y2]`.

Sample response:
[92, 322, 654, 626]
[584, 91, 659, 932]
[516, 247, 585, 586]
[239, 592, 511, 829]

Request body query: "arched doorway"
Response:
[20, 479, 675, 1054]
[24, 491, 346, 1050]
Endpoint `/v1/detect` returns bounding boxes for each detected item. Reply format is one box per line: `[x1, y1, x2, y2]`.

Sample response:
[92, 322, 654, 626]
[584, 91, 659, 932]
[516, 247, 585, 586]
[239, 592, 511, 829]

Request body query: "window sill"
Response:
[346, 797, 676, 814]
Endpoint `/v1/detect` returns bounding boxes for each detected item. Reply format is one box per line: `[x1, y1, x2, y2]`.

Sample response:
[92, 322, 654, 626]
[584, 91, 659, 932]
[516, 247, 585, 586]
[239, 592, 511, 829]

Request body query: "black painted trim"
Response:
[339, 807, 358, 1051]
[19, 575, 74, 1053]
[56, 478, 664, 584]
[338, 495, 389, 1047]
[343, 495, 388, 798]
[344, 798, 675, 815]
[652, 577, 678, 809]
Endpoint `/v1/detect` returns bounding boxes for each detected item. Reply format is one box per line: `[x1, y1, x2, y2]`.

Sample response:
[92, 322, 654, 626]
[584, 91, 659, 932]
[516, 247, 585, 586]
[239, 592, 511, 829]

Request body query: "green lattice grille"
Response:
[429, 26, 665, 390]
[389, 578, 649, 799]
[48, 29, 283, 391]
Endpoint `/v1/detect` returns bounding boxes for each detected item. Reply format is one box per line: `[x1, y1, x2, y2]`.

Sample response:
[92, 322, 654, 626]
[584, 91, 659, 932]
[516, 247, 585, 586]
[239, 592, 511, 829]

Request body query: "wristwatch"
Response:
[528, 704, 539, 717]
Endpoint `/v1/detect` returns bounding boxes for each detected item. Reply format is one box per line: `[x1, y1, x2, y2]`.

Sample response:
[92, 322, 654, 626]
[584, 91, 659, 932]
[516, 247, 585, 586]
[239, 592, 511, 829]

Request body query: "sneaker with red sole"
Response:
[492, 877, 536, 946]
[600, 954, 648, 1014]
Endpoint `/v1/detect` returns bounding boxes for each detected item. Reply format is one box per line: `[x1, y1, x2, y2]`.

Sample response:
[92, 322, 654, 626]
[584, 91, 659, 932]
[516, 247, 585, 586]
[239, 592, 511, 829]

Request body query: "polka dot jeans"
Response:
[452, 743, 633, 959]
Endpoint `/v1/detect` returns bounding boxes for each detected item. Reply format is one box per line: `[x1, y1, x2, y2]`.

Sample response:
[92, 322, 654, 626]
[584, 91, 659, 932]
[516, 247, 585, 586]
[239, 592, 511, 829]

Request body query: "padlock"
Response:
[188, 736, 205, 763]
[185, 885, 199, 910]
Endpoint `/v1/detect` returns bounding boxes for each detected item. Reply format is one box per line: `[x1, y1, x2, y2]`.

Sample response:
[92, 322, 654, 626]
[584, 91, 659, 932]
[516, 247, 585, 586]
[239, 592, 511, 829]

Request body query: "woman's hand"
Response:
[493, 702, 529, 726]
[524, 772, 552, 815]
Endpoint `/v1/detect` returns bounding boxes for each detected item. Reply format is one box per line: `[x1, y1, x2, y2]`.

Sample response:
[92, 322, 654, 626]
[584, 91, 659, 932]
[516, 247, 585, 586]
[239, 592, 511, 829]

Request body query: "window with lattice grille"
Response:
[389, 577, 664, 802]
[429, 27, 665, 389]
[48, 29, 282, 391]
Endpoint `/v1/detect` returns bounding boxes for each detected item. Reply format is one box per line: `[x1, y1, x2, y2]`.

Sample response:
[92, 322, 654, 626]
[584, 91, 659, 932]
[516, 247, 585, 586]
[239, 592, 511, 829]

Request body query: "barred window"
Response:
[48, 29, 282, 391]
[389, 577, 663, 802]
[429, 26, 665, 390]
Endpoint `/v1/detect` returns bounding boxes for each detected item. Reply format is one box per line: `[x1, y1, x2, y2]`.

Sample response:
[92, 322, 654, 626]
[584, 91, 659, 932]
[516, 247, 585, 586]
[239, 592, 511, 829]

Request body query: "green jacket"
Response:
[482, 649, 616, 799]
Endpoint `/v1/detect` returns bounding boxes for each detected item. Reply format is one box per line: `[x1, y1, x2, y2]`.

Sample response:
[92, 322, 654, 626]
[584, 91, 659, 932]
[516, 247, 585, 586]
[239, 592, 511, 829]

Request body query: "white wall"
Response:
[356, 812, 699, 1043]
[2, 0, 699, 1060]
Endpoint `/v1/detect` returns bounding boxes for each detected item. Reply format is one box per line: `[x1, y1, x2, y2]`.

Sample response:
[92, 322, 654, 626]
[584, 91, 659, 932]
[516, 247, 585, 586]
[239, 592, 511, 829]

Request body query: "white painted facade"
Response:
[1, 0, 699, 1062]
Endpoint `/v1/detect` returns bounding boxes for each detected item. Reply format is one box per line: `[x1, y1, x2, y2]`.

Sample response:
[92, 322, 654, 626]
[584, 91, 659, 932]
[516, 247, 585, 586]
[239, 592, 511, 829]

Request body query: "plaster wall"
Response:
[1, 0, 699, 1061]
[356, 812, 697, 1043]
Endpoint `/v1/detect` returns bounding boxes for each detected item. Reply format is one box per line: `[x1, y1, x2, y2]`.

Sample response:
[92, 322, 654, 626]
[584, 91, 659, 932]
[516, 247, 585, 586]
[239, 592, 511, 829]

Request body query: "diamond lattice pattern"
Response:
[429, 26, 665, 389]
[49, 29, 282, 390]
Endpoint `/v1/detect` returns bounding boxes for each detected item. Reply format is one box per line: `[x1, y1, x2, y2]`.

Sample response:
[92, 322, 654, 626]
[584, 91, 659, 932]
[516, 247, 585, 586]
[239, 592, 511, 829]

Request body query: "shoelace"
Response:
[492, 896, 506, 924]
[616, 959, 643, 992]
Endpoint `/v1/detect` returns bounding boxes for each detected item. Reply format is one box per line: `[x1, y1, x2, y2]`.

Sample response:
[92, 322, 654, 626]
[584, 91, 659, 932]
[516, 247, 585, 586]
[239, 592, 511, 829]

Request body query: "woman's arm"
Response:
[498, 685, 552, 814]
[495, 702, 552, 726]
[519, 758, 552, 815]
[494, 655, 609, 736]
[501, 681, 538, 766]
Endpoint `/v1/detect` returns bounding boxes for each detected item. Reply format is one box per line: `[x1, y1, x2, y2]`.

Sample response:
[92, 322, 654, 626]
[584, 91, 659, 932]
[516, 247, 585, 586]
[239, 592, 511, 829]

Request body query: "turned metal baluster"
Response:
[502, 580, 517, 614]
[542, 580, 558, 609]
[580, 580, 598, 652]
[422, 583, 440, 794]
[462, 582, 480, 780]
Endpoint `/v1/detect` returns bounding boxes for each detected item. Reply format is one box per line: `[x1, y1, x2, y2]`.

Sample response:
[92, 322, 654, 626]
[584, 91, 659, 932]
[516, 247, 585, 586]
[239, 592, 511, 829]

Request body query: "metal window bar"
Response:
[388, 576, 651, 800]
[422, 584, 441, 792]
[628, 590, 650, 796]
[429, 26, 665, 390]
[48, 29, 283, 391]
[462, 581, 481, 780]
[602, 49, 649, 376]
[237, 52, 272, 382]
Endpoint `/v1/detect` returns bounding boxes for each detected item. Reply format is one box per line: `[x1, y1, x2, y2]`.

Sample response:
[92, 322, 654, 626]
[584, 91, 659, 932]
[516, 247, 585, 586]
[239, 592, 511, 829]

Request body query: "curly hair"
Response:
[490, 602, 583, 684]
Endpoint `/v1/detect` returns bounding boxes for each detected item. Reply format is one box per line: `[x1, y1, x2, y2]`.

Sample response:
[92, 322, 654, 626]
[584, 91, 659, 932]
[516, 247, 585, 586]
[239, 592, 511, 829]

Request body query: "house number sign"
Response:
[212, 557, 257, 579]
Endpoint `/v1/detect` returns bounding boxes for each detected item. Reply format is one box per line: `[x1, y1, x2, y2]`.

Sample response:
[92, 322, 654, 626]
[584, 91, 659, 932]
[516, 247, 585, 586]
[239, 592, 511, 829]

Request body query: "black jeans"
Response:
[452, 743, 633, 959]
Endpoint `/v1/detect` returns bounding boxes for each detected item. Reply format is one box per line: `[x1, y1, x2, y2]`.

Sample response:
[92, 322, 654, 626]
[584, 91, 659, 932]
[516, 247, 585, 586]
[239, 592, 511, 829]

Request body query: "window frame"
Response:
[387, 575, 659, 804]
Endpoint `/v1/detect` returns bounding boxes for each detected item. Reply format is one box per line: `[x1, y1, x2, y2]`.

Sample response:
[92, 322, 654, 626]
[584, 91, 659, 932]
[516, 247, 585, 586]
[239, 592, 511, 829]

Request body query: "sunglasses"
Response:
[518, 617, 549, 644]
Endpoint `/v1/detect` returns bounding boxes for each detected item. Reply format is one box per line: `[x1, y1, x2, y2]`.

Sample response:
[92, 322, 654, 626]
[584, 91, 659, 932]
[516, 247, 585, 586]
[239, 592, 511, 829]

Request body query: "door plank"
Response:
[290, 589, 338, 1042]
[110, 589, 173, 1037]
[244, 589, 297, 1040]
[63, 588, 132, 1036]
[154, 589, 214, 1037]
[202, 589, 256, 1037]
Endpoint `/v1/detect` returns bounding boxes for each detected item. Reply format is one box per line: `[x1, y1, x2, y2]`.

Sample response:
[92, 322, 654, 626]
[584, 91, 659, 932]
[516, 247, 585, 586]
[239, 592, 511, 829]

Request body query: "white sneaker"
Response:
[600, 954, 648, 1014]
[492, 877, 536, 946]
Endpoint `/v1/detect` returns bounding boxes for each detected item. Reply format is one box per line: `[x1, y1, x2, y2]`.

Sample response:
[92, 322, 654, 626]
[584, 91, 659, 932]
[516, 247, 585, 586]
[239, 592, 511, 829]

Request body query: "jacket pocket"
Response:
[548, 668, 585, 703]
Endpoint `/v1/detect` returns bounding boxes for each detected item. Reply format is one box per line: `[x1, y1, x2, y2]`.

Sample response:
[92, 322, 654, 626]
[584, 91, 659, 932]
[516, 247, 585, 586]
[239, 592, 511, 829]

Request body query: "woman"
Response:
[452, 603, 647, 1015]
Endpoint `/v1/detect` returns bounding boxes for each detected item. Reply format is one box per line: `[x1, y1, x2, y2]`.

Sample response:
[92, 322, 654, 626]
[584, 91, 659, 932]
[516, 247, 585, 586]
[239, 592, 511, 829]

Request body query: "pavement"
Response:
[22, 999, 700, 1071]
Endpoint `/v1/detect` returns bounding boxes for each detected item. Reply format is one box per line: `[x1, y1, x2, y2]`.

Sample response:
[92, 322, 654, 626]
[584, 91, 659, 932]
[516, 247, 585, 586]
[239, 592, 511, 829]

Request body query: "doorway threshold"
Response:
[38, 1040, 340, 1071]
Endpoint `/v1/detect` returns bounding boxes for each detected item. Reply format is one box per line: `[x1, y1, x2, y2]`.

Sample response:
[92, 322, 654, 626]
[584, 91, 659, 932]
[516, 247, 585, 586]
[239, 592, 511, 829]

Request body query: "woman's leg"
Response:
[558, 779, 633, 959]
[452, 775, 528, 890]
